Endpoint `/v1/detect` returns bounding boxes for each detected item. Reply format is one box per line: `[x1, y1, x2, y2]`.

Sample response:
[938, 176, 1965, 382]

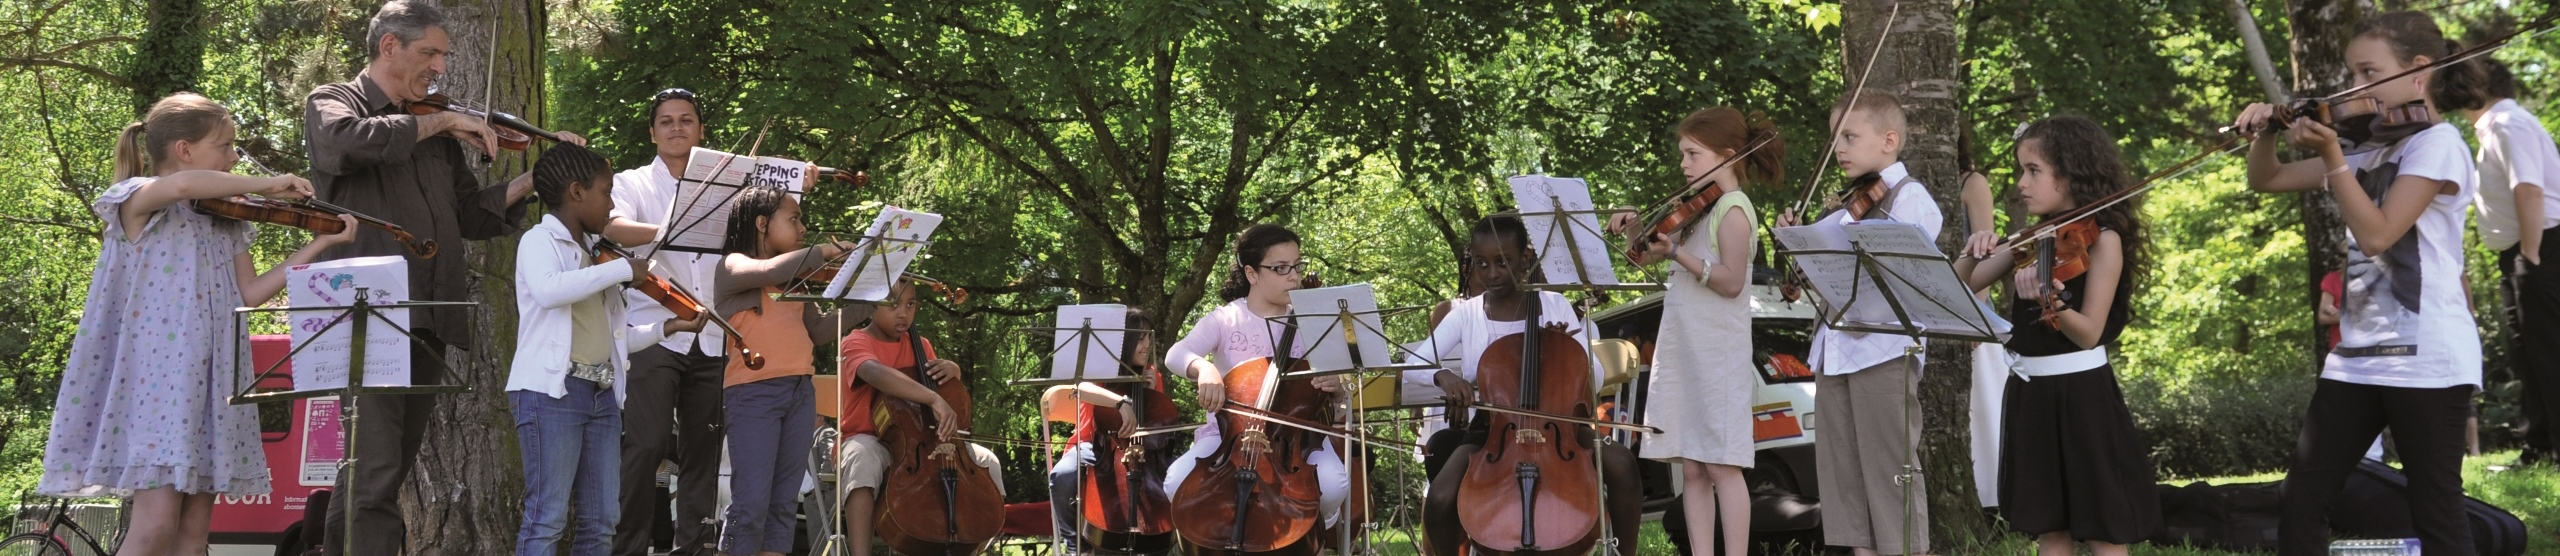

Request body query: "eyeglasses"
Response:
[1251, 262, 1307, 276]
[651, 88, 697, 102]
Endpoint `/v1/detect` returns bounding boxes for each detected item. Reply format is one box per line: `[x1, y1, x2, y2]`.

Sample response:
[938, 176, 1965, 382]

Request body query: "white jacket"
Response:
[507, 214, 666, 402]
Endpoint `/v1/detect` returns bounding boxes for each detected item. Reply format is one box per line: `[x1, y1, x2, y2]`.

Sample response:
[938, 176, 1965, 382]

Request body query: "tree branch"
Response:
[0, 214, 101, 238]
[1, 57, 136, 88]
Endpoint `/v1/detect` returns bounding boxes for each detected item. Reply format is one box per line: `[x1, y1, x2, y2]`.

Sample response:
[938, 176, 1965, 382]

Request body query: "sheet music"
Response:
[747, 156, 813, 195]
[821, 206, 943, 301]
[286, 256, 412, 392]
[1048, 304, 1127, 380]
[1777, 221, 1997, 340]
[664, 147, 760, 253]
[1506, 175, 1620, 286]
[1847, 223, 1984, 335]
[1287, 284, 1395, 372]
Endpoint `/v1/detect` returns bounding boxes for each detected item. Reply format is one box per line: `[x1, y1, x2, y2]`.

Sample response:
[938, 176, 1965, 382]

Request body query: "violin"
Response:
[404, 92, 564, 153]
[2243, 96, 2436, 155]
[816, 166, 869, 188]
[591, 240, 764, 369]
[194, 149, 439, 258]
[873, 322, 1005, 555]
[1078, 373, 1184, 554]
[1622, 134, 1775, 261]
[2009, 219, 2099, 328]
[1458, 292, 1604, 556]
[1173, 274, 1331, 554]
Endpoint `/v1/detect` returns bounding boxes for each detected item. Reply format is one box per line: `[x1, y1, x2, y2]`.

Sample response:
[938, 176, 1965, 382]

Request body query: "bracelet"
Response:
[2328, 164, 2353, 177]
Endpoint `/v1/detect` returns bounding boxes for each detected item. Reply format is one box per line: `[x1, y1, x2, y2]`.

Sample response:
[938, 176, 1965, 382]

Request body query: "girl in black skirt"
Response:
[1955, 115, 2160, 554]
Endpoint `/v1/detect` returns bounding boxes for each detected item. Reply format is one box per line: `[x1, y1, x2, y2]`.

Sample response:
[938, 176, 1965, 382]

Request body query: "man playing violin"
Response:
[302, 2, 590, 554]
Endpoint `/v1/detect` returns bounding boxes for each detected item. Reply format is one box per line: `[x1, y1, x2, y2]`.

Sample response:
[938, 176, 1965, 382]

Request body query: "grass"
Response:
[992, 451, 2558, 555]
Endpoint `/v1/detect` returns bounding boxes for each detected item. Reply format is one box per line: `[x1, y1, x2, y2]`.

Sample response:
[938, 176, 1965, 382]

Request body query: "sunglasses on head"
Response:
[651, 88, 696, 102]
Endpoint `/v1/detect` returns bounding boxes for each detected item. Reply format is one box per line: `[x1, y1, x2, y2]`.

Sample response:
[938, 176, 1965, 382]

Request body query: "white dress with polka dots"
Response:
[38, 177, 271, 496]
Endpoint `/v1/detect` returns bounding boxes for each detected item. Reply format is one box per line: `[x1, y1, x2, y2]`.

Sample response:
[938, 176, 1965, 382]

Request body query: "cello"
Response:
[1077, 372, 1183, 554]
[1172, 276, 1330, 555]
[873, 285, 1003, 555]
[1457, 291, 1605, 556]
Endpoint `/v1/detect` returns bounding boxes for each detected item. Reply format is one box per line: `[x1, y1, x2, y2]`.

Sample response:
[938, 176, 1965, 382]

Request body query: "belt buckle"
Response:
[572, 362, 615, 389]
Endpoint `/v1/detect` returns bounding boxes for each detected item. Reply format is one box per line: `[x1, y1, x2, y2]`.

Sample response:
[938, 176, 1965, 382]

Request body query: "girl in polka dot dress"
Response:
[38, 93, 356, 556]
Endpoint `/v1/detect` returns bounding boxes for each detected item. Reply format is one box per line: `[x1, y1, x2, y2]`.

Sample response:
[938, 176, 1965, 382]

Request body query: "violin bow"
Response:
[2218, 11, 2559, 136]
[1787, 0, 1902, 219]
[1975, 137, 2248, 257]
[1455, 399, 1665, 435]
[233, 147, 438, 256]
[1215, 404, 1422, 451]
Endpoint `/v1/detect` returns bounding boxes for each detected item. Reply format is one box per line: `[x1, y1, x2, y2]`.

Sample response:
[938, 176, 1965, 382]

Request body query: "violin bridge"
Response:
[1514, 429, 1548, 445]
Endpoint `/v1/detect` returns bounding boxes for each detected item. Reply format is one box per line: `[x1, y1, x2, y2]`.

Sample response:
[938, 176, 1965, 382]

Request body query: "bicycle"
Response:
[1, 494, 126, 556]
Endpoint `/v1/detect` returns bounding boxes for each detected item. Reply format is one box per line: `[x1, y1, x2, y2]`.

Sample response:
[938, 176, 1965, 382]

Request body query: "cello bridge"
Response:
[1236, 430, 1272, 458]
[930, 443, 957, 461]
[1514, 429, 1548, 445]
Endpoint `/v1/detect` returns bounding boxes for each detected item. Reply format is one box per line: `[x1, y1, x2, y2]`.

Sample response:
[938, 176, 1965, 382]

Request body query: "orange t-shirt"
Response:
[725, 288, 816, 387]
[837, 329, 937, 438]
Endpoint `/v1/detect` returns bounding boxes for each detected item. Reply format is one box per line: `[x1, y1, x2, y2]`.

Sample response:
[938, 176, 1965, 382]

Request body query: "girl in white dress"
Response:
[40, 93, 354, 556]
[1619, 107, 1785, 555]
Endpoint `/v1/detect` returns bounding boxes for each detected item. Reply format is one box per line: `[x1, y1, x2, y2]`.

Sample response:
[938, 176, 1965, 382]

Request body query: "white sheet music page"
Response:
[1049, 304, 1128, 380]
[1841, 222, 1986, 335]
[664, 147, 760, 253]
[1773, 222, 1897, 327]
[1505, 175, 1619, 286]
[822, 206, 944, 301]
[1286, 284, 1394, 372]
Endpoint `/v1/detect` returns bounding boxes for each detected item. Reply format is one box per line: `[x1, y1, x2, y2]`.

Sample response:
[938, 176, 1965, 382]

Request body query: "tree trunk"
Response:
[130, 0, 206, 114]
[2231, 0, 2292, 104]
[395, 0, 548, 553]
[1841, 0, 1988, 549]
[2285, 0, 2365, 360]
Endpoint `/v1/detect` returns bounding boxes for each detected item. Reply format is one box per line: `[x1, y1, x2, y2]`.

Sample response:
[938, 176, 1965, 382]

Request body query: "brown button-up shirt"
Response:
[304, 74, 528, 351]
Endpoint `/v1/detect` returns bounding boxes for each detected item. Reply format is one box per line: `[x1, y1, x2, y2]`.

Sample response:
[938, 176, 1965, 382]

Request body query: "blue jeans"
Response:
[722, 376, 815, 555]
[1048, 443, 1094, 551]
[510, 377, 622, 556]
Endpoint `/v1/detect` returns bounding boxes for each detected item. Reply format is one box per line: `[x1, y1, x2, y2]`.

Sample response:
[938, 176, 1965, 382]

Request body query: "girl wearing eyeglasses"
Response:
[1160, 223, 1354, 536]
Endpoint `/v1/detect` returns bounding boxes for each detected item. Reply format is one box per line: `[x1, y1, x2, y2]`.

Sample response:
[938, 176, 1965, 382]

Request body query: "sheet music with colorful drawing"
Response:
[820, 206, 943, 301]
[1048, 304, 1127, 381]
[1287, 284, 1395, 373]
[662, 147, 761, 254]
[286, 256, 412, 392]
[1505, 175, 1620, 286]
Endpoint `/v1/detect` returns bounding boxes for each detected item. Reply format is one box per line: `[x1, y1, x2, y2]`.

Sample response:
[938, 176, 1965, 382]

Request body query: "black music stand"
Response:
[1263, 295, 1436, 555]
[1775, 221, 1998, 555]
[1012, 309, 1162, 555]
[226, 288, 473, 549]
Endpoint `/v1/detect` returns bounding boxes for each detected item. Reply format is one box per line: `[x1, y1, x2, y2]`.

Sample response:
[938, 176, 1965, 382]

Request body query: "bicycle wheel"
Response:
[0, 532, 75, 556]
